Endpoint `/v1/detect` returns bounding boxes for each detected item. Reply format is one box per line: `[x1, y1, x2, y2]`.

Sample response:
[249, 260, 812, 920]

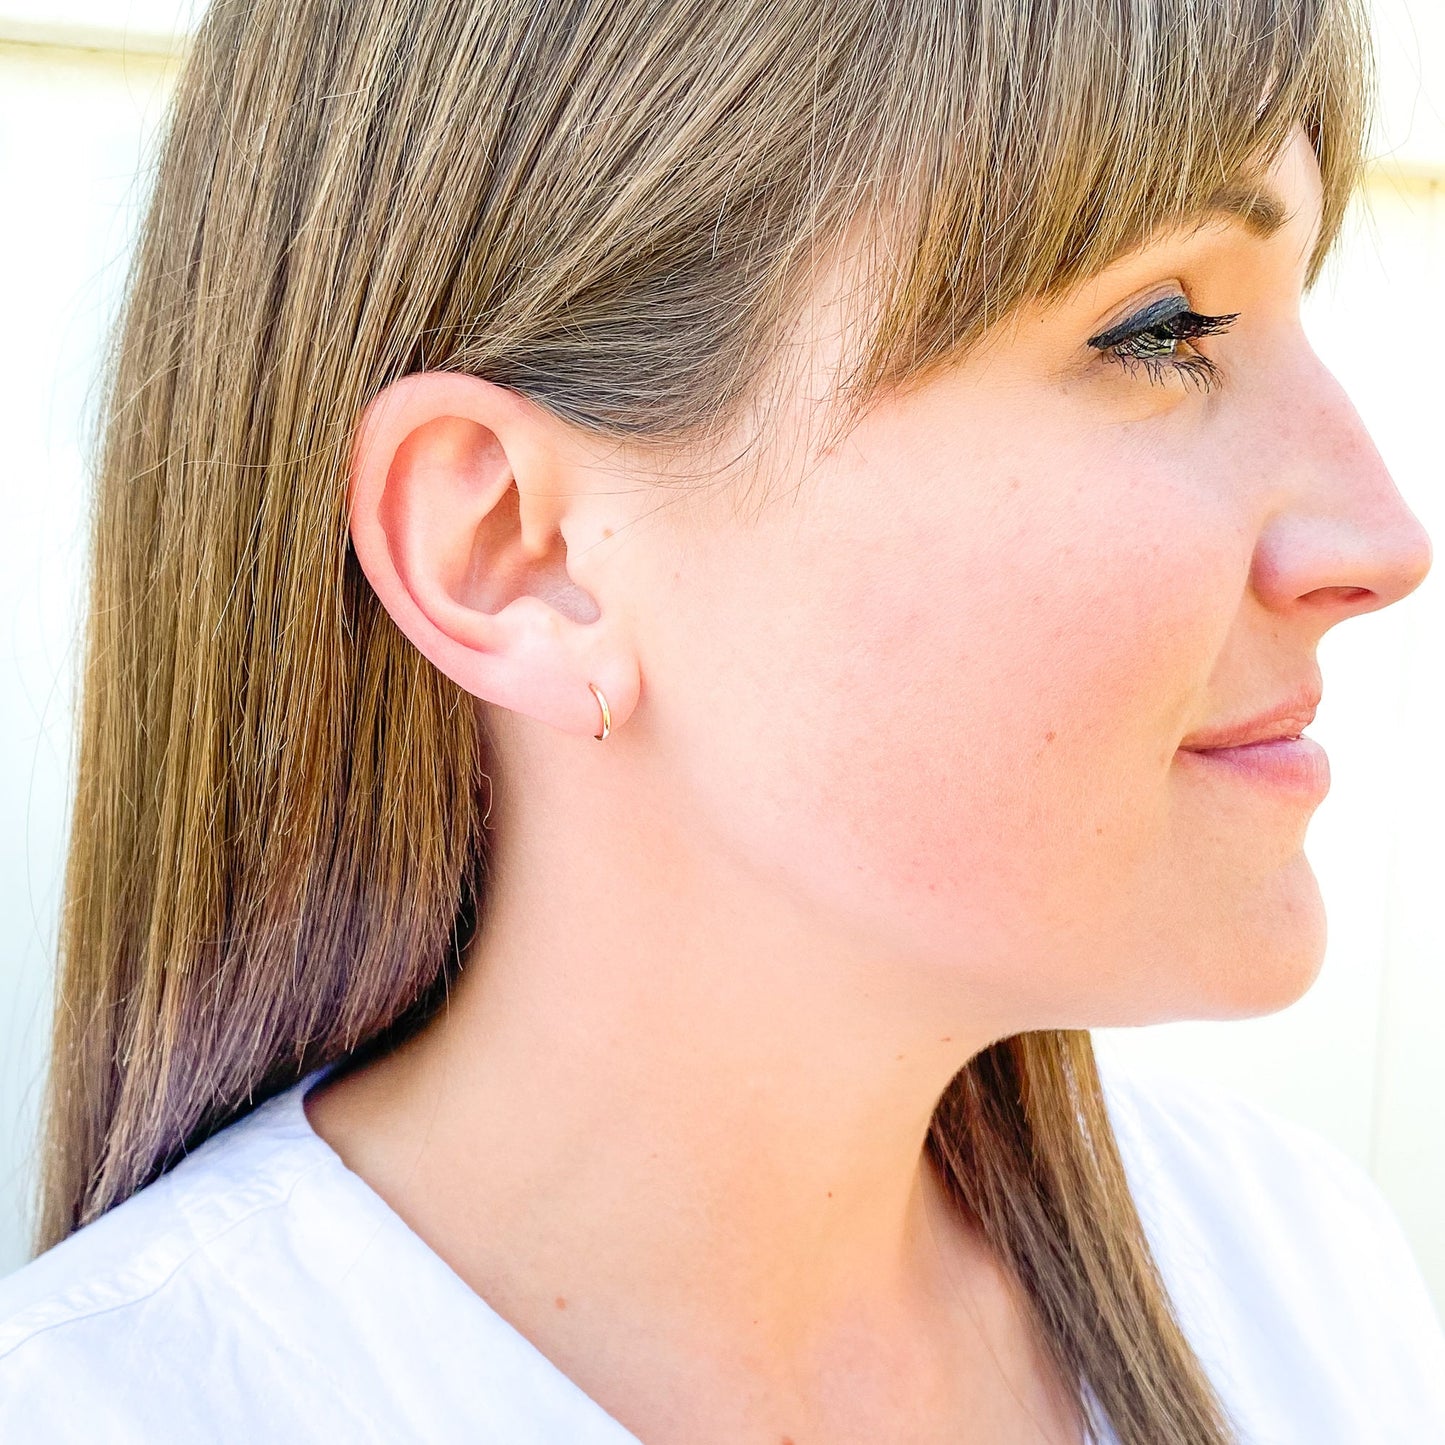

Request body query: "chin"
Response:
[1197, 855, 1329, 1021]
[1089, 854, 1328, 1029]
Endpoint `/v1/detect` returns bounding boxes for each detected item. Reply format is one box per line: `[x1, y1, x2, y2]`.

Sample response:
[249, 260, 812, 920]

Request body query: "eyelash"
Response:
[1088, 302, 1239, 393]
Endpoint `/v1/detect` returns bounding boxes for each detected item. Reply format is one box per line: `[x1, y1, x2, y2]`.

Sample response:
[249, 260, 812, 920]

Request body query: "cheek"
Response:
[729, 437, 1241, 983]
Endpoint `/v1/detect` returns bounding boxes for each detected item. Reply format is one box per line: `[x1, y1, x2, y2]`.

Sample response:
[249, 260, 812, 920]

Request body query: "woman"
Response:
[2, 0, 1443, 1440]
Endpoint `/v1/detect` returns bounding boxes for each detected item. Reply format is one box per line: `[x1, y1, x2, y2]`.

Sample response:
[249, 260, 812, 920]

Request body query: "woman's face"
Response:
[621, 127, 1432, 1032]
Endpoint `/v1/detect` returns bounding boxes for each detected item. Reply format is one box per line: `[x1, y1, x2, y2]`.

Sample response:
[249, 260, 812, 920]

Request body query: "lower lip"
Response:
[1176, 736, 1331, 798]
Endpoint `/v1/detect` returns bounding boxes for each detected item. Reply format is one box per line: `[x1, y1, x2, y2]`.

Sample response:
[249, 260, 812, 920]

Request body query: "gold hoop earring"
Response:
[588, 681, 611, 740]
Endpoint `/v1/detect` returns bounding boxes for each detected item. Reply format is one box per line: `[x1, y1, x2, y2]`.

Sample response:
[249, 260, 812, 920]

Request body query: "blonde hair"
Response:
[38, 1, 1371, 1440]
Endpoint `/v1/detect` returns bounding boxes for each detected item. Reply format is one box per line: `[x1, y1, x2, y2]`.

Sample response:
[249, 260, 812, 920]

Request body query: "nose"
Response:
[1248, 353, 1433, 627]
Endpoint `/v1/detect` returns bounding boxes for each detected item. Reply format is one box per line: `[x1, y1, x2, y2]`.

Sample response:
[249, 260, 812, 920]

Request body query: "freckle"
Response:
[895, 1053, 905, 1060]
[602, 527, 613, 539]
[827, 1191, 833, 1198]
[1096, 826, 1105, 836]
[555, 1296, 567, 1310]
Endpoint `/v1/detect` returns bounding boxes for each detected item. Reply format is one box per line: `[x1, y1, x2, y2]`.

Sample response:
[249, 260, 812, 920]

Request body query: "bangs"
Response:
[820, 0, 1371, 431]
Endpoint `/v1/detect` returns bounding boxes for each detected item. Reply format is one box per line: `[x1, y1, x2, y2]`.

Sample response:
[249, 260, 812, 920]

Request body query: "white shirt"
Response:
[1, 1051, 1443, 1444]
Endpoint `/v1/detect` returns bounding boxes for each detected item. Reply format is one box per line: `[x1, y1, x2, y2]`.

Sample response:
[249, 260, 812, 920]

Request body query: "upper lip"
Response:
[1179, 683, 1322, 751]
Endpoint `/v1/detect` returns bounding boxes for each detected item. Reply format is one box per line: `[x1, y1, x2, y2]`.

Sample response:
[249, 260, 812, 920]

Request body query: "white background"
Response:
[1, 2, 1442, 1317]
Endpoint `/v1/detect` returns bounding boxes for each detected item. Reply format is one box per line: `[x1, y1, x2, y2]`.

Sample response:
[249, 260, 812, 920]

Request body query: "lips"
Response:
[1175, 678, 1330, 800]
[1178, 685, 1322, 752]
[1175, 734, 1331, 798]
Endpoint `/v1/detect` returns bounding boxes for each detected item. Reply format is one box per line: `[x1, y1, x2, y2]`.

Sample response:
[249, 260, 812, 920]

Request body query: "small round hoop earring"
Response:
[588, 681, 611, 740]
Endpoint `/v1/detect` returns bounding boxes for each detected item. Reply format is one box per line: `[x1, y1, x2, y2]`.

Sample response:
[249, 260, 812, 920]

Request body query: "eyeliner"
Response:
[1087, 295, 1192, 350]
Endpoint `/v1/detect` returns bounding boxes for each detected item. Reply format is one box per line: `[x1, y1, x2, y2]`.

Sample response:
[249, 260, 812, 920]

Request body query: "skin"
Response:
[308, 127, 1432, 1445]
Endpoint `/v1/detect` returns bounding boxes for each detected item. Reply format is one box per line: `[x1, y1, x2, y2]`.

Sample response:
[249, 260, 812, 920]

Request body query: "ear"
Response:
[346, 370, 640, 739]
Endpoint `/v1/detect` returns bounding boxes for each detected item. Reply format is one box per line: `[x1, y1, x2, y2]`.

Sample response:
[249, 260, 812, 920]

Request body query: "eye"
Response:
[1087, 295, 1239, 392]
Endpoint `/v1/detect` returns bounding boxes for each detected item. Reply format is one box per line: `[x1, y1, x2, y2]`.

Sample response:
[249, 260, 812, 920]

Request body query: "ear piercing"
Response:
[588, 681, 611, 740]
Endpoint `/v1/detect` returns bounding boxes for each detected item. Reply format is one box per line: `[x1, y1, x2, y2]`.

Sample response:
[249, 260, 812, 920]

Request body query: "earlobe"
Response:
[346, 371, 640, 740]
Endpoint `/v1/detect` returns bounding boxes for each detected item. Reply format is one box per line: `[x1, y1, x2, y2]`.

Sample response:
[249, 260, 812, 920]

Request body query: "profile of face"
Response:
[350, 126, 1432, 1051]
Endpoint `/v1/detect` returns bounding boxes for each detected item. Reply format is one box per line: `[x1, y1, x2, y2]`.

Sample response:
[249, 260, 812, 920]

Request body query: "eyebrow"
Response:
[1193, 180, 1290, 239]
[1090, 179, 1293, 279]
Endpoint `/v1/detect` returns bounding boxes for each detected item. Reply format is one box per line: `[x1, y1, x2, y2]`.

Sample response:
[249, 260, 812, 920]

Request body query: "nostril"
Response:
[1302, 584, 1386, 616]
[1309, 585, 1372, 603]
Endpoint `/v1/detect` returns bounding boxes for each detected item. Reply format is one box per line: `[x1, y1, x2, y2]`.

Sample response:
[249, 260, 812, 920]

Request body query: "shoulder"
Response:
[0, 1085, 319, 1344]
[1093, 1045, 1445, 1441]
[0, 1074, 380, 1443]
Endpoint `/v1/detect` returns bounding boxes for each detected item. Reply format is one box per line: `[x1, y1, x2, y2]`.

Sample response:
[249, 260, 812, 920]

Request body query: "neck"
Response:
[304, 749, 1027, 1415]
